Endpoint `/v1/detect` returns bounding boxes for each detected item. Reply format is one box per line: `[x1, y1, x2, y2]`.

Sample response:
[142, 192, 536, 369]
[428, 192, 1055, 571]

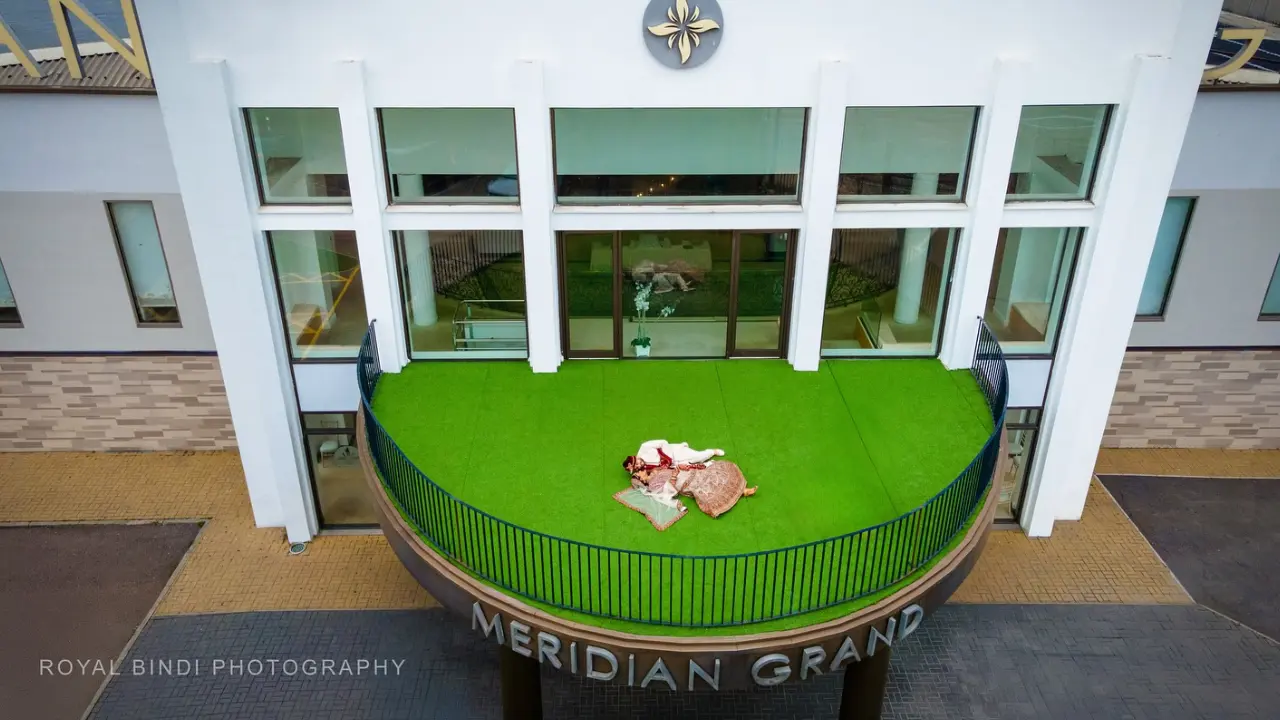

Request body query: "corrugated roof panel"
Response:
[0, 52, 154, 93]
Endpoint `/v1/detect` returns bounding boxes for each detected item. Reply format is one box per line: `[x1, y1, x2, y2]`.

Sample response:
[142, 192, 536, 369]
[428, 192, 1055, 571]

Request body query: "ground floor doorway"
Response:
[558, 230, 796, 359]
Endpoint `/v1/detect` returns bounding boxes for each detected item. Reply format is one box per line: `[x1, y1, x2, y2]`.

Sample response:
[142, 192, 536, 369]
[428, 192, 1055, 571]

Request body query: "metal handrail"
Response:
[450, 299, 528, 351]
[358, 319, 1007, 627]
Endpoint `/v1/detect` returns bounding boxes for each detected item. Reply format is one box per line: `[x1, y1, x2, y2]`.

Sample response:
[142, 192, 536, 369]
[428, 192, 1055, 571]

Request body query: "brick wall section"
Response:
[1104, 349, 1280, 449]
[0, 356, 237, 452]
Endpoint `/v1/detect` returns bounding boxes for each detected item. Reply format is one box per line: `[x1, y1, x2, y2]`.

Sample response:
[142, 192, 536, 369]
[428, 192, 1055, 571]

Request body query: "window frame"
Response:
[1135, 196, 1196, 321]
[548, 107, 810, 206]
[391, 229, 531, 360]
[298, 411, 376, 529]
[265, 229, 367, 363]
[376, 107, 521, 207]
[1260, 252, 1280, 321]
[819, 227, 961, 359]
[835, 105, 982, 205]
[243, 107, 351, 207]
[997, 406, 1044, 525]
[1005, 104, 1114, 203]
[986, 227, 1085, 359]
[105, 200, 182, 328]
[0, 256, 22, 328]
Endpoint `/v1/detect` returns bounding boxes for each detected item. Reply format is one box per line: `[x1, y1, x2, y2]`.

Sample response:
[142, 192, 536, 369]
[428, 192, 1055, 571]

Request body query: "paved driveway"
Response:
[88, 604, 1280, 720]
[0, 523, 199, 720]
[1102, 475, 1280, 641]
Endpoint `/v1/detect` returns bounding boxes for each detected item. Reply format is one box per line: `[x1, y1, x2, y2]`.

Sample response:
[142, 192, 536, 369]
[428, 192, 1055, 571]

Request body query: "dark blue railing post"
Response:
[356, 319, 1007, 628]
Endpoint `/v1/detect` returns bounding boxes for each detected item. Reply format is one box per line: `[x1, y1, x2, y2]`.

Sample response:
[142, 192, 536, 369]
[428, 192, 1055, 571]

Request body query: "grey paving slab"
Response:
[1101, 474, 1280, 641]
[0, 523, 200, 720]
[86, 604, 1280, 720]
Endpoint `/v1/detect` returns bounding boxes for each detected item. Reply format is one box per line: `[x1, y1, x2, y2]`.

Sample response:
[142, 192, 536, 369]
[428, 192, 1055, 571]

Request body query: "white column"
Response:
[513, 60, 561, 373]
[395, 175, 438, 327]
[893, 173, 939, 325]
[1021, 53, 1200, 537]
[336, 60, 406, 372]
[789, 60, 846, 371]
[938, 59, 1027, 370]
[137, 0, 316, 541]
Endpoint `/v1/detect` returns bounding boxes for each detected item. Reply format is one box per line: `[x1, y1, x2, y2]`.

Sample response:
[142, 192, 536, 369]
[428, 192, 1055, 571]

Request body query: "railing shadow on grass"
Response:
[358, 319, 1008, 628]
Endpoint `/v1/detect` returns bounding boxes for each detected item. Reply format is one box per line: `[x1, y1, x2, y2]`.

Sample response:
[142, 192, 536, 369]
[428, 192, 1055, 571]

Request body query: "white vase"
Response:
[634, 344, 651, 358]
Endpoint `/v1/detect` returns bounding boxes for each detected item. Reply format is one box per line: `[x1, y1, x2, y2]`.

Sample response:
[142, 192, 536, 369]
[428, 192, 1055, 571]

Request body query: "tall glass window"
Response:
[1007, 105, 1111, 201]
[553, 108, 806, 204]
[1136, 197, 1194, 318]
[985, 227, 1082, 355]
[107, 201, 180, 325]
[380, 108, 519, 204]
[0, 257, 20, 326]
[246, 108, 349, 204]
[821, 228, 957, 356]
[999, 408, 1042, 522]
[302, 413, 376, 527]
[838, 107, 978, 202]
[396, 230, 527, 358]
[267, 231, 367, 360]
[1262, 255, 1280, 318]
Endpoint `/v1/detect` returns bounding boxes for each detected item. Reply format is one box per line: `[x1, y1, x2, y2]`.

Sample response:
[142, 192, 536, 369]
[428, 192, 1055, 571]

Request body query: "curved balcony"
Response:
[357, 322, 1007, 631]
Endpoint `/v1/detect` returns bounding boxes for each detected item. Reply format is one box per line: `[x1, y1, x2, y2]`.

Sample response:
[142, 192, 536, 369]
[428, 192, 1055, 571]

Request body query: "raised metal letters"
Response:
[471, 603, 504, 645]
[1203, 27, 1268, 82]
[688, 658, 720, 691]
[641, 658, 678, 691]
[800, 646, 826, 680]
[751, 654, 791, 687]
[508, 620, 533, 657]
[585, 646, 618, 682]
[536, 632, 562, 669]
[866, 617, 897, 657]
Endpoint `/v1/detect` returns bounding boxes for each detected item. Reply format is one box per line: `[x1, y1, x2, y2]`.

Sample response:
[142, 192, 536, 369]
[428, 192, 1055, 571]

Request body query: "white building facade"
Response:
[2, 0, 1249, 541]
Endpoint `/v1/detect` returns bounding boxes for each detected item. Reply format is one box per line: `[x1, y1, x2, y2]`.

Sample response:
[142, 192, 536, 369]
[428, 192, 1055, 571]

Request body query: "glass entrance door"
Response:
[559, 231, 795, 359]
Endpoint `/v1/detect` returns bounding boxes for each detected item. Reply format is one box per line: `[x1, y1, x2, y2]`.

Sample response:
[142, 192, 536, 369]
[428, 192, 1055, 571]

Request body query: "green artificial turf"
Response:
[371, 359, 993, 633]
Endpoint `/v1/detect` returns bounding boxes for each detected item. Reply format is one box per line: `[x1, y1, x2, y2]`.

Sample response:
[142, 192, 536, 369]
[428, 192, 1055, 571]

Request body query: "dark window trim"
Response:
[392, 229, 531, 361]
[1004, 104, 1114, 203]
[549, 107, 809, 207]
[243, 107, 351, 207]
[836, 105, 982, 204]
[105, 200, 183, 328]
[0, 256, 22, 328]
[989, 226, 1085, 359]
[1135, 196, 1196, 321]
[1126, 344, 1280, 352]
[557, 229, 799, 360]
[819, 227, 961, 360]
[296, 410, 375, 529]
[265, 229, 366, 364]
[0, 350, 217, 358]
[1259, 252, 1280, 320]
[377, 107, 522, 207]
[1004, 405, 1045, 523]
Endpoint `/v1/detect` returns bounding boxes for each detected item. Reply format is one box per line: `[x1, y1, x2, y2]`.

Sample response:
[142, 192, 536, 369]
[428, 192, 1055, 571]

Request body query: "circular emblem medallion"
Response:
[643, 0, 724, 70]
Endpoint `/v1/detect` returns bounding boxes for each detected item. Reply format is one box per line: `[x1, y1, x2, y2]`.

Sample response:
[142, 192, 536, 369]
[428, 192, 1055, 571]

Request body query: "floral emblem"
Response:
[646, 0, 721, 65]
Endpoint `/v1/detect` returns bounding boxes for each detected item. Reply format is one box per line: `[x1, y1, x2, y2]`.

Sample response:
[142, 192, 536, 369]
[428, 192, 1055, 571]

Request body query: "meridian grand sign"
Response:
[471, 600, 925, 690]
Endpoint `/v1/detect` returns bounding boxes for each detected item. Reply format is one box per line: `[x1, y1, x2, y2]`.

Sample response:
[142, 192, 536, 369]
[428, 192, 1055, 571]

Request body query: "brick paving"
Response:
[0, 452, 434, 614]
[1102, 474, 1280, 641]
[0, 451, 1192, 614]
[86, 604, 1280, 720]
[950, 477, 1188, 605]
[1095, 447, 1280, 478]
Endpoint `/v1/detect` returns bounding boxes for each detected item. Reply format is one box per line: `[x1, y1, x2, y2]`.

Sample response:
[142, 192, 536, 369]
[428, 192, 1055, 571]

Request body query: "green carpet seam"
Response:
[455, 364, 492, 497]
[824, 360, 901, 516]
[713, 362, 763, 551]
